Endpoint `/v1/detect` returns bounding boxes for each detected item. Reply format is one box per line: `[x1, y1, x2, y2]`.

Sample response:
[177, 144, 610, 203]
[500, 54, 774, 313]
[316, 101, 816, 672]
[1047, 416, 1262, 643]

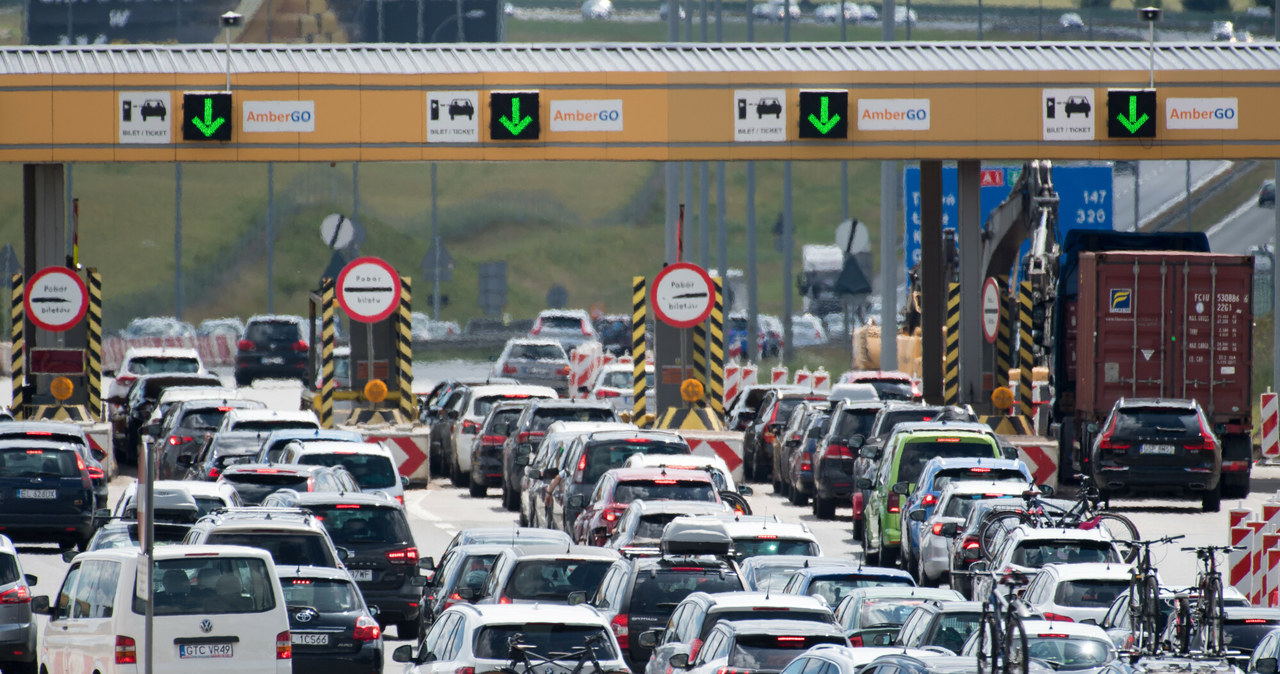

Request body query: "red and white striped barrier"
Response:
[793, 367, 811, 388]
[724, 362, 761, 408]
[812, 366, 831, 391]
[1232, 498, 1280, 606]
[568, 342, 606, 399]
[771, 365, 789, 385]
[1263, 390, 1280, 461]
[1230, 521, 1252, 597]
[1249, 520, 1267, 604]
[102, 334, 239, 371]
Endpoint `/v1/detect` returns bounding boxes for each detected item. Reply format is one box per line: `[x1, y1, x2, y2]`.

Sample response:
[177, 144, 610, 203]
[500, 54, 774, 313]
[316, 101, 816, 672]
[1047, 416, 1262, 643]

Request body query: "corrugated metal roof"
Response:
[0, 42, 1276, 76]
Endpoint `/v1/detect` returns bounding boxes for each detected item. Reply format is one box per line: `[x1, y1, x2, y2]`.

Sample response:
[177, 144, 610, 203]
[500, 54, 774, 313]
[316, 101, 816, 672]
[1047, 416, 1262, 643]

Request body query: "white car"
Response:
[530, 309, 598, 352]
[107, 347, 207, 404]
[581, 0, 612, 19]
[962, 619, 1119, 674]
[1019, 563, 1132, 624]
[791, 314, 829, 348]
[113, 479, 242, 519]
[623, 452, 747, 495]
[584, 362, 654, 413]
[669, 514, 821, 558]
[912, 481, 1027, 586]
[216, 408, 320, 435]
[448, 384, 557, 484]
[392, 603, 627, 674]
[972, 526, 1123, 601]
[813, 2, 861, 22]
[275, 439, 407, 503]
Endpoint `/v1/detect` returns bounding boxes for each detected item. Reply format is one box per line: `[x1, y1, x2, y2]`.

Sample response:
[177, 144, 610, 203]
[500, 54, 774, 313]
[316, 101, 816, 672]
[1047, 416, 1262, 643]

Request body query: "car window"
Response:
[896, 439, 997, 484]
[583, 441, 687, 484]
[932, 468, 1026, 491]
[614, 480, 715, 503]
[127, 357, 201, 375]
[730, 634, 846, 671]
[942, 494, 1018, 519]
[206, 532, 336, 567]
[929, 612, 983, 653]
[231, 420, 317, 432]
[857, 598, 934, 630]
[1010, 540, 1119, 567]
[54, 562, 82, 621]
[631, 570, 742, 613]
[531, 408, 616, 432]
[424, 613, 458, 659]
[72, 559, 120, 619]
[280, 576, 360, 611]
[805, 576, 914, 606]
[473, 624, 617, 660]
[504, 559, 612, 601]
[297, 452, 398, 490]
[220, 472, 313, 504]
[1026, 636, 1112, 670]
[245, 321, 301, 343]
[0, 446, 80, 477]
[138, 555, 276, 615]
[1114, 407, 1199, 436]
[509, 344, 566, 361]
[734, 538, 818, 558]
[780, 658, 809, 674]
[308, 504, 413, 546]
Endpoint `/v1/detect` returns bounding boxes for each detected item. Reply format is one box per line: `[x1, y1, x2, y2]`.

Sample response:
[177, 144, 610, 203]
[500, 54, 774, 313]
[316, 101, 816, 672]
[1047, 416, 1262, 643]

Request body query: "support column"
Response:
[879, 161, 898, 371]
[920, 160, 944, 403]
[632, 276, 648, 422]
[319, 279, 336, 430]
[957, 160, 983, 407]
[1019, 281, 1034, 417]
[10, 275, 24, 420]
[944, 282, 960, 406]
[995, 276, 1011, 392]
[86, 269, 103, 422]
[665, 163, 679, 264]
[396, 276, 414, 422]
[709, 277, 725, 418]
[23, 164, 66, 278]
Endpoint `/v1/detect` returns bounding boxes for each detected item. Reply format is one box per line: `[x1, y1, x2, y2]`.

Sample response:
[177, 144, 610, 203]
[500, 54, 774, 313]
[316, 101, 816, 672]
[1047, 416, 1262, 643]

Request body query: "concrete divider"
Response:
[677, 429, 744, 484]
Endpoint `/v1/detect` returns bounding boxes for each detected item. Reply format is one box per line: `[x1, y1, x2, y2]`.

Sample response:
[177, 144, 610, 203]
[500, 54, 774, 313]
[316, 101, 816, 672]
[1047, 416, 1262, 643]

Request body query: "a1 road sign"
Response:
[651, 262, 715, 328]
[336, 257, 401, 323]
[982, 277, 1000, 344]
[25, 266, 88, 332]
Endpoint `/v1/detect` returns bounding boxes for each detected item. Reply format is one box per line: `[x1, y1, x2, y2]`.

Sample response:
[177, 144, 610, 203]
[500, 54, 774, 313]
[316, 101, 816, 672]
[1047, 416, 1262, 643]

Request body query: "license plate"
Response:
[292, 633, 330, 646]
[1141, 444, 1176, 455]
[179, 643, 234, 659]
[263, 356, 284, 365]
[351, 569, 373, 582]
[18, 489, 55, 499]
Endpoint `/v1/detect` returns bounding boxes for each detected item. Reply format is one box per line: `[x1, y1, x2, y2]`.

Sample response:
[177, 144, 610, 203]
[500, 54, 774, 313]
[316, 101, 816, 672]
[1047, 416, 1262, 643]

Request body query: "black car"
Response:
[549, 429, 690, 533]
[278, 565, 385, 673]
[470, 400, 527, 498]
[501, 399, 618, 513]
[153, 398, 266, 480]
[1260, 180, 1275, 207]
[1090, 397, 1222, 512]
[182, 431, 265, 481]
[235, 315, 309, 386]
[772, 402, 831, 505]
[743, 388, 827, 482]
[0, 440, 96, 550]
[0, 422, 109, 510]
[112, 373, 223, 463]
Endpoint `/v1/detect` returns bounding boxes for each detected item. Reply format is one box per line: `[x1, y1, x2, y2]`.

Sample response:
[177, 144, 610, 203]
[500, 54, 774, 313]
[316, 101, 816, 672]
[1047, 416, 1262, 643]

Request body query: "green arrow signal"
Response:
[499, 97, 533, 136]
[190, 97, 226, 138]
[806, 96, 841, 135]
[1116, 94, 1150, 135]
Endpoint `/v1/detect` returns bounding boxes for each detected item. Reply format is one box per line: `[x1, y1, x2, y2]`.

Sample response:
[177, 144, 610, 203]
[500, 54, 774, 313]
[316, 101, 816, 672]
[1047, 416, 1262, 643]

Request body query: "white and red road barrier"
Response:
[1262, 390, 1279, 461]
[102, 334, 239, 371]
[793, 368, 812, 389]
[1228, 498, 1280, 606]
[568, 341, 606, 399]
[679, 429, 745, 483]
[1005, 437, 1060, 490]
[723, 362, 760, 408]
[812, 367, 831, 392]
[771, 366, 789, 385]
[361, 431, 431, 485]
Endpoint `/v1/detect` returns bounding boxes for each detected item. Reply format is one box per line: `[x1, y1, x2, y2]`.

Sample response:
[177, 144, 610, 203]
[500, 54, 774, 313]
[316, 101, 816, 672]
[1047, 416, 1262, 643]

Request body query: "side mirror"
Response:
[457, 587, 477, 601]
[567, 591, 587, 605]
[1037, 484, 1055, 497]
[1085, 422, 1100, 434]
[891, 482, 910, 495]
[859, 446, 879, 460]
[638, 630, 660, 648]
[402, 475, 411, 488]
[970, 560, 989, 573]
[738, 485, 754, 497]
[392, 645, 415, 663]
[1078, 618, 1098, 626]
[30, 596, 50, 615]
[337, 547, 353, 561]
[24, 574, 37, 586]
[91, 447, 107, 461]
[94, 508, 112, 520]
[61, 548, 79, 563]
[849, 434, 866, 449]
[419, 557, 436, 571]
[447, 410, 460, 420]
[940, 522, 961, 537]
[516, 455, 530, 466]
[669, 653, 690, 669]
[870, 633, 894, 646]
[542, 467, 558, 480]
[144, 423, 161, 437]
[908, 509, 927, 522]
[569, 494, 585, 507]
[1256, 657, 1278, 674]
[410, 575, 427, 587]
[578, 386, 590, 395]
[855, 477, 873, 490]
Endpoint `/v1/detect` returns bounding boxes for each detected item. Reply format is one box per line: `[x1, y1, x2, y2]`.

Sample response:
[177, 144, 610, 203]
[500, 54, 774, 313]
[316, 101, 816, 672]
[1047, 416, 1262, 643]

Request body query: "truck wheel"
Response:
[1201, 484, 1222, 513]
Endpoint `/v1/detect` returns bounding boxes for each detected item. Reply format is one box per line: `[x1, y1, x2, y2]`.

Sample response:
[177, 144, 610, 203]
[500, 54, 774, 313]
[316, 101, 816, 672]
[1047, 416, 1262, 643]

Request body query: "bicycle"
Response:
[1119, 535, 1185, 655]
[498, 631, 609, 674]
[978, 475, 1139, 559]
[965, 567, 1032, 674]
[1179, 544, 1240, 656]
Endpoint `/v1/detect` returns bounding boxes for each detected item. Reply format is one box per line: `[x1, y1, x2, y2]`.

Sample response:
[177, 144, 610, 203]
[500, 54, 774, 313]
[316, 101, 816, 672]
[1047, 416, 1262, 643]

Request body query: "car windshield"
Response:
[631, 570, 741, 613]
[707, 609, 830, 637]
[531, 408, 616, 431]
[897, 440, 996, 484]
[601, 371, 634, 388]
[280, 577, 361, 612]
[505, 559, 612, 601]
[127, 357, 200, 375]
[0, 554, 19, 584]
[633, 514, 685, 543]
[942, 494, 1019, 519]
[928, 612, 982, 652]
[307, 504, 412, 546]
[613, 480, 716, 503]
[857, 598, 933, 628]
[0, 447, 79, 477]
[1054, 580, 1127, 608]
[1115, 408, 1199, 436]
[231, 420, 318, 432]
[1011, 540, 1118, 567]
[206, 532, 334, 567]
[137, 556, 277, 615]
[1026, 636, 1112, 670]
[584, 442, 688, 484]
[806, 575, 914, 606]
[509, 344, 566, 361]
[476, 395, 542, 418]
[473, 624, 617, 660]
[245, 321, 300, 342]
[867, 381, 913, 401]
[1218, 621, 1280, 652]
[932, 468, 1026, 491]
[179, 411, 228, 430]
[733, 538, 818, 558]
[220, 472, 312, 505]
[454, 554, 499, 592]
[730, 634, 846, 670]
[832, 409, 877, 439]
[749, 564, 803, 592]
[486, 408, 523, 433]
[297, 452, 397, 490]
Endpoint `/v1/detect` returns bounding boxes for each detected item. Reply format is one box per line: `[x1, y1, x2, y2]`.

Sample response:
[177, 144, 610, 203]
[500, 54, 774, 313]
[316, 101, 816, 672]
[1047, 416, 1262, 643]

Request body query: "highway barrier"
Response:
[678, 429, 744, 484]
[1229, 501, 1280, 606]
[102, 333, 239, 371]
[1262, 390, 1279, 462]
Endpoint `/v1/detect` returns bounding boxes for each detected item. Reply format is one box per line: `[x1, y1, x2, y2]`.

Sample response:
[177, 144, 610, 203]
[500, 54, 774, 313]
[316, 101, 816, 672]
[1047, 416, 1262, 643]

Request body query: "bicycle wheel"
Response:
[976, 610, 1002, 674]
[980, 512, 1024, 552]
[1174, 597, 1192, 654]
[1203, 574, 1224, 654]
[1003, 612, 1029, 674]
[1139, 574, 1160, 652]
[1093, 513, 1140, 561]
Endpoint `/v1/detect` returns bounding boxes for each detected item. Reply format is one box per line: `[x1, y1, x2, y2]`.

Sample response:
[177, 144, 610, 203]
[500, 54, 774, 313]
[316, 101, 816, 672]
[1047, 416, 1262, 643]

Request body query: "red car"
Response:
[571, 467, 720, 546]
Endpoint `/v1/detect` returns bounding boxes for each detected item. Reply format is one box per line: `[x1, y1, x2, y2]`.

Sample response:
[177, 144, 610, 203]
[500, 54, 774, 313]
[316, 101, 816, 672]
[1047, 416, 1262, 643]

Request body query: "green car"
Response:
[858, 426, 1002, 567]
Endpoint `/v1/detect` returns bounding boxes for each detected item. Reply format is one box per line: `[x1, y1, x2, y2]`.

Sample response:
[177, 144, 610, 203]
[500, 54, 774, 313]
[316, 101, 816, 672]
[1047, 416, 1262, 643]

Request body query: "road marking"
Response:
[1206, 197, 1258, 241]
[407, 490, 457, 534]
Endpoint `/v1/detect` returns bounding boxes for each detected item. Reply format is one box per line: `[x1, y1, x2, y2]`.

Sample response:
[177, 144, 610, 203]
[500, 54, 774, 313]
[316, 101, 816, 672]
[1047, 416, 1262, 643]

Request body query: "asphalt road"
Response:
[1113, 160, 1233, 232]
[1206, 196, 1276, 255]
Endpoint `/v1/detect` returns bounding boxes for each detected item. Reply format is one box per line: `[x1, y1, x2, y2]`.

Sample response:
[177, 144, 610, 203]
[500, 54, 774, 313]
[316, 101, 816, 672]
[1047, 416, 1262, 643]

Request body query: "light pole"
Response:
[1139, 6, 1160, 90]
[220, 11, 241, 92]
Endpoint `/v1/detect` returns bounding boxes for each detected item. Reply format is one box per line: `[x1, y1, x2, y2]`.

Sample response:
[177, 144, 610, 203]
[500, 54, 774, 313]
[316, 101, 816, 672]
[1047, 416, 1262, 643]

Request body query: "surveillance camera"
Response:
[1138, 6, 1161, 22]
[220, 11, 243, 27]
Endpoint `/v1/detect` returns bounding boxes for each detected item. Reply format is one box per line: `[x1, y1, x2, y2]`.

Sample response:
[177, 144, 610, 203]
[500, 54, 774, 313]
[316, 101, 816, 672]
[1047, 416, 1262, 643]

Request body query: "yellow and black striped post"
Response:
[396, 275, 414, 422]
[1018, 280, 1034, 417]
[943, 282, 960, 406]
[631, 276, 647, 422]
[691, 322, 708, 405]
[10, 274, 23, 420]
[86, 269, 103, 421]
[709, 277, 725, 419]
[994, 276, 1011, 392]
[319, 278, 336, 429]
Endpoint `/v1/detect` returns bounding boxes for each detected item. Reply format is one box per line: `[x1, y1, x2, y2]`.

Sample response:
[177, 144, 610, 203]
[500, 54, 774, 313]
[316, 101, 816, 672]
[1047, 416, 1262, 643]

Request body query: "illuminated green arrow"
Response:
[190, 97, 226, 138]
[499, 97, 532, 136]
[1116, 94, 1149, 135]
[806, 96, 841, 135]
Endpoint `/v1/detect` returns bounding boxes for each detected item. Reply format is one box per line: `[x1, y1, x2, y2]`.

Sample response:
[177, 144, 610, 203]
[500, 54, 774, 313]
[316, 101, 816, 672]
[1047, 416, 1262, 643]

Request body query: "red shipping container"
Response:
[1075, 251, 1253, 429]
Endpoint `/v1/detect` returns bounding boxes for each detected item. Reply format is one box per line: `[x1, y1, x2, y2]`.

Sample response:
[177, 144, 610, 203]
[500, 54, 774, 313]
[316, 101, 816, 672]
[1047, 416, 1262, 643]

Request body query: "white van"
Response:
[35, 545, 292, 673]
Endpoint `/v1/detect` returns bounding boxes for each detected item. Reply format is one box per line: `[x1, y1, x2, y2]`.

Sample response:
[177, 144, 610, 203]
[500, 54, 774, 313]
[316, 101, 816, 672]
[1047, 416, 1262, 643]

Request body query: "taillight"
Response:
[116, 635, 137, 664]
[1042, 613, 1074, 622]
[611, 613, 629, 650]
[387, 547, 419, 565]
[353, 615, 382, 641]
[462, 419, 481, 434]
[237, 340, 254, 351]
[595, 389, 621, 398]
[931, 523, 944, 536]
[75, 454, 86, 472]
[396, 494, 404, 505]
[826, 444, 852, 459]
[481, 434, 506, 445]
[689, 637, 704, 661]
[87, 467, 104, 480]
[0, 585, 29, 604]
[849, 634, 863, 647]
[276, 630, 292, 659]
[499, 596, 513, 604]
[208, 467, 221, 479]
[921, 493, 936, 506]
[444, 592, 464, 609]
[1188, 417, 1216, 451]
[517, 432, 538, 444]
[557, 365, 571, 376]
[962, 537, 981, 559]
[888, 492, 900, 513]
[115, 374, 137, 388]
[457, 668, 475, 674]
[502, 364, 518, 375]
[1097, 416, 1129, 452]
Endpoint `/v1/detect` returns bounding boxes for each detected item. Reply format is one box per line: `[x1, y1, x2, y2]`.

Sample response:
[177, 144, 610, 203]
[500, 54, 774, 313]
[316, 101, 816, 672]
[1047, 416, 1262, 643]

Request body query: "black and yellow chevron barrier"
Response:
[632, 276, 647, 422]
[1018, 280, 1033, 417]
[656, 405, 725, 431]
[709, 276, 725, 418]
[10, 273, 23, 420]
[943, 282, 959, 406]
[692, 322, 708, 398]
[319, 278, 336, 429]
[978, 414, 1034, 436]
[995, 276, 1010, 392]
[396, 275, 414, 422]
[30, 405, 92, 422]
[86, 269, 103, 421]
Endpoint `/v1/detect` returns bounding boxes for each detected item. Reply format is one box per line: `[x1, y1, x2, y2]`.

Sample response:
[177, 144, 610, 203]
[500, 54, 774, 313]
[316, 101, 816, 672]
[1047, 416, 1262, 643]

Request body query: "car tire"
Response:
[449, 455, 466, 488]
[469, 479, 486, 498]
[4, 659, 36, 674]
[880, 537, 899, 567]
[234, 372, 251, 387]
[863, 523, 880, 565]
[813, 496, 835, 520]
[1223, 473, 1251, 499]
[1202, 483, 1222, 513]
[788, 486, 808, 506]
[396, 622, 417, 641]
[852, 514, 864, 541]
[502, 485, 519, 512]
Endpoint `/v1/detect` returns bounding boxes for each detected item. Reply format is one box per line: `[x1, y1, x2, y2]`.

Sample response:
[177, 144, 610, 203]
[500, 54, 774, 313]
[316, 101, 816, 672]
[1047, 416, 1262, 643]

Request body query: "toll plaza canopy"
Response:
[3, 41, 1280, 163]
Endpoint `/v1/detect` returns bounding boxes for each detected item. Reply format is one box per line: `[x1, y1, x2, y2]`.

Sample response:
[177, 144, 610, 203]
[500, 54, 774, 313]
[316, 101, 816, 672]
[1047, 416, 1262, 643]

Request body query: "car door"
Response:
[40, 561, 81, 674]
